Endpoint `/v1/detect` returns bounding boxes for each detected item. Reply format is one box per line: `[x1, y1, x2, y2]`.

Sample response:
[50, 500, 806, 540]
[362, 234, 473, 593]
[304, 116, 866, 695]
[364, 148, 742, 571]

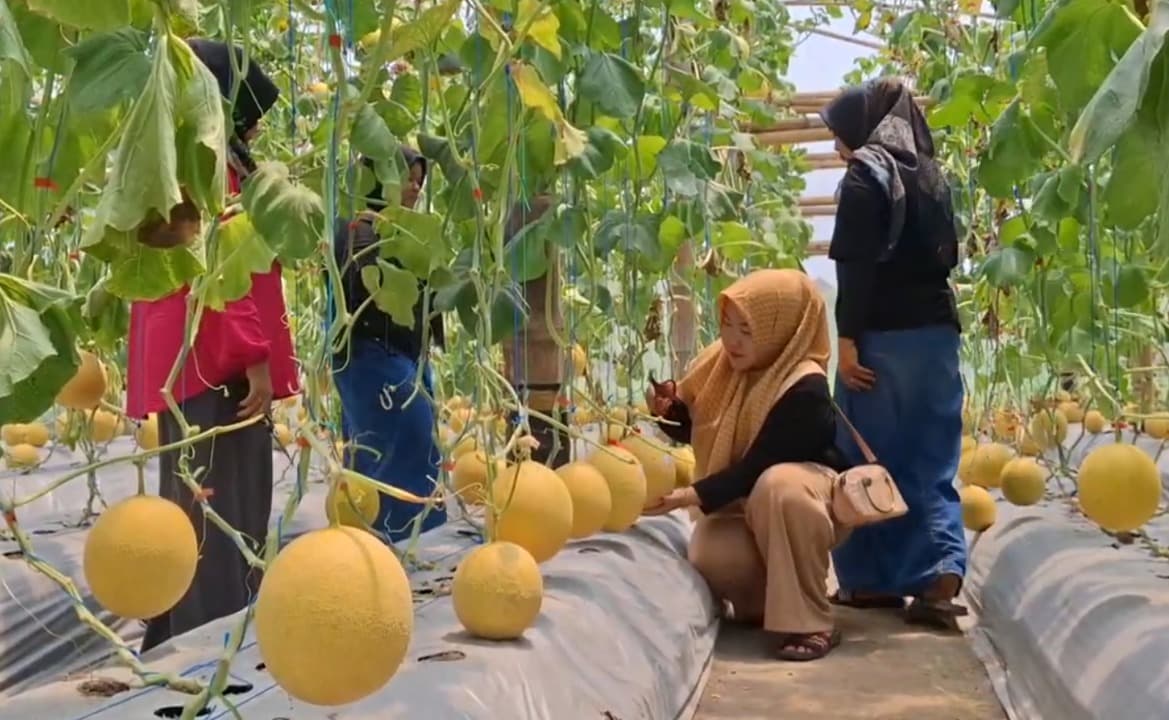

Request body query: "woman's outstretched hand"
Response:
[838, 337, 875, 391]
[645, 374, 678, 418]
[642, 487, 700, 516]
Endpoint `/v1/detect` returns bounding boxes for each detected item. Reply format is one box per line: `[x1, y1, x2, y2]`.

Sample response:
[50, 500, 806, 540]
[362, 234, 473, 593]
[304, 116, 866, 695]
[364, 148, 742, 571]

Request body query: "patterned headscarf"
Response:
[676, 269, 832, 479]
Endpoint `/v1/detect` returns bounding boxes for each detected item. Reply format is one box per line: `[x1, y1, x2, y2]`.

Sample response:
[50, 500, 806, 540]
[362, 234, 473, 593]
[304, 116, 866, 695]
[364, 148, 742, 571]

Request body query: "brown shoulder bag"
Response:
[830, 403, 909, 528]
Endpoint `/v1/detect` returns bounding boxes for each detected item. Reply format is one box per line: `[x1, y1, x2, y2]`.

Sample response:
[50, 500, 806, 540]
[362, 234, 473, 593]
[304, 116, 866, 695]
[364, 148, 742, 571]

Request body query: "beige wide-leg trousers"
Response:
[688, 462, 846, 634]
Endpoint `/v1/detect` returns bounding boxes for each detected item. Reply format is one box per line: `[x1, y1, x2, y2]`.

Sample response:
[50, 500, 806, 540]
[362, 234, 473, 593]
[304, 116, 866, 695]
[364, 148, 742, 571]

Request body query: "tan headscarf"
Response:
[677, 269, 832, 479]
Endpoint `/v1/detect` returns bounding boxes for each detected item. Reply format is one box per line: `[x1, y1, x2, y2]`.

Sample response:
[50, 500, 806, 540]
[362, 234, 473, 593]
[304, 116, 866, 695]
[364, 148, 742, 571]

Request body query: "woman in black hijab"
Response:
[331, 149, 447, 543]
[818, 78, 968, 631]
[132, 39, 297, 653]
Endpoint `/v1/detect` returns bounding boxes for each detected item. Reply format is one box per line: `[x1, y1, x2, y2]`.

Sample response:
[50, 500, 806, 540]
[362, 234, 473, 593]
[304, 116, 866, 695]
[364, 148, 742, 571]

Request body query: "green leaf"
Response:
[578, 52, 645, 119]
[383, 72, 423, 137]
[199, 213, 276, 311]
[1030, 0, 1142, 117]
[713, 221, 752, 261]
[352, 102, 400, 161]
[384, 0, 461, 62]
[504, 220, 549, 282]
[1102, 260, 1150, 308]
[64, 28, 151, 115]
[0, 273, 82, 425]
[567, 126, 626, 179]
[1069, 0, 1169, 163]
[172, 38, 227, 217]
[374, 208, 449, 276]
[361, 261, 419, 329]
[980, 246, 1034, 288]
[547, 205, 586, 248]
[975, 101, 1046, 197]
[658, 213, 690, 260]
[1103, 120, 1162, 227]
[241, 162, 327, 262]
[1, 0, 34, 78]
[657, 140, 721, 197]
[81, 275, 130, 354]
[26, 0, 131, 30]
[928, 72, 1014, 128]
[627, 135, 667, 183]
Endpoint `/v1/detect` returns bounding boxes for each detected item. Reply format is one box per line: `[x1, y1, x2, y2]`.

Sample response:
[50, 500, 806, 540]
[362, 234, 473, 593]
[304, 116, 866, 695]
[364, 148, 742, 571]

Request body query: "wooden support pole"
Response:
[797, 195, 836, 207]
[754, 127, 835, 146]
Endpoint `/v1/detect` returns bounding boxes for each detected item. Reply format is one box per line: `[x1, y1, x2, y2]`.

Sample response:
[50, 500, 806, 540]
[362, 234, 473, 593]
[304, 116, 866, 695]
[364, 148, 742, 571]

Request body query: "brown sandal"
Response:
[775, 628, 842, 662]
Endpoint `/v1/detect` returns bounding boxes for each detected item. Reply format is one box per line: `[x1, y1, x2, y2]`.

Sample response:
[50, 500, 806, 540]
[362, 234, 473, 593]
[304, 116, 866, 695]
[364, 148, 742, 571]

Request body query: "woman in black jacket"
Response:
[818, 78, 967, 630]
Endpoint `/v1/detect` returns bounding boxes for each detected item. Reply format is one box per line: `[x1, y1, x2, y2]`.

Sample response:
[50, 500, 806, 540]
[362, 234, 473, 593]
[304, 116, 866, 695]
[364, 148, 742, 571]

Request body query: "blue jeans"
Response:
[831, 325, 967, 596]
[333, 339, 445, 543]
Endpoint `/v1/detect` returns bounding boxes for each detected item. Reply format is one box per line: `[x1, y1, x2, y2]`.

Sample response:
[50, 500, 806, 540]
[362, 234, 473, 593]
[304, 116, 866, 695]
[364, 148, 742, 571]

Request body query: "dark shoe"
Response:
[774, 628, 842, 662]
[904, 597, 968, 632]
[829, 590, 906, 609]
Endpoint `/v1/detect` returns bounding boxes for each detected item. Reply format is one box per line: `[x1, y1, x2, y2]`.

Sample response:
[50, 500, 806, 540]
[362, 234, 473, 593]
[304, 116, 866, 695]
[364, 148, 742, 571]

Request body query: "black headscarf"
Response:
[363, 147, 428, 209]
[187, 38, 280, 140]
[820, 78, 954, 266]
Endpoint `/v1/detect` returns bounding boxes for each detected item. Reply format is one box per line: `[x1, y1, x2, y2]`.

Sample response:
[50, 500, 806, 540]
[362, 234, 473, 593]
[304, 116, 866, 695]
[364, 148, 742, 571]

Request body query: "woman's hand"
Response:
[838, 337, 875, 391]
[239, 361, 274, 419]
[645, 375, 678, 418]
[642, 487, 700, 516]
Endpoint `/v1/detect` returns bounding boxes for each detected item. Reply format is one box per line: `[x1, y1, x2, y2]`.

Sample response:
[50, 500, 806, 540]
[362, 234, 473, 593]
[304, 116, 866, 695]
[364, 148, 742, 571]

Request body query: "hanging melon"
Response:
[325, 475, 381, 529]
[451, 450, 505, 506]
[486, 460, 574, 563]
[136, 414, 160, 451]
[554, 462, 612, 539]
[452, 541, 543, 641]
[254, 527, 413, 706]
[84, 495, 198, 620]
[1000, 457, 1046, 507]
[1082, 410, 1107, 434]
[959, 485, 996, 532]
[586, 445, 648, 532]
[1077, 444, 1160, 532]
[4, 444, 41, 470]
[621, 433, 676, 505]
[967, 442, 1013, 489]
[1026, 408, 1068, 450]
[671, 445, 696, 487]
[56, 350, 108, 411]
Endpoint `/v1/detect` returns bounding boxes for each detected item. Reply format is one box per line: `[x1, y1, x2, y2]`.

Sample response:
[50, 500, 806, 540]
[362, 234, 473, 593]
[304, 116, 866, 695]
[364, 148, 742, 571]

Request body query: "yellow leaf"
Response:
[517, 0, 562, 59]
[511, 63, 562, 123]
[958, 0, 982, 12]
[554, 119, 589, 165]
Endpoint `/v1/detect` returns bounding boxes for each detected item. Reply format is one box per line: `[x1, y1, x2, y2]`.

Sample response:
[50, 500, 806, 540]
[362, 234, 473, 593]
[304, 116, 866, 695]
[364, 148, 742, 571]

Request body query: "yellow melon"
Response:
[957, 449, 975, 485]
[4, 443, 41, 469]
[449, 407, 473, 433]
[452, 541, 543, 640]
[23, 422, 49, 447]
[273, 423, 294, 447]
[621, 434, 676, 505]
[586, 445, 648, 532]
[84, 495, 198, 619]
[1057, 401, 1084, 424]
[570, 343, 589, 378]
[1077, 443, 1161, 532]
[961, 435, 977, 455]
[1000, 457, 1046, 506]
[960, 485, 996, 532]
[254, 527, 413, 706]
[451, 450, 504, 506]
[1016, 430, 1043, 457]
[1083, 409, 1107, 434]
[86, 410, 120, 443]
[1027, 408, 1068, 450]
[1144, 413, 1169, 439]
[56, 350, 108, 410]
[554, 462, 612, 539]
[671, 445, 696, 487]
[136, 414, 160, 451]
[968, 442, 1014, 488]
[991, 409, 1020, 442]
[1, 424, 25, 446]
[326, 475, 381, 529]
[486, 461, 574, 563]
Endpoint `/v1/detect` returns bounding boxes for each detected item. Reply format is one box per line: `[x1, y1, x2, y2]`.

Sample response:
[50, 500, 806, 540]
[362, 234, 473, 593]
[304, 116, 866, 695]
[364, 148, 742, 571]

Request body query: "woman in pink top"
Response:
[127, 39, 299, 653]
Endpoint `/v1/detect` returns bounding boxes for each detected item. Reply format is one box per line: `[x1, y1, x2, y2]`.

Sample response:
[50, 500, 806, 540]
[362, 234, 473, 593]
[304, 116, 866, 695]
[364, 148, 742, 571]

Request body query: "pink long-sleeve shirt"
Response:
[124, 170, 299, 419]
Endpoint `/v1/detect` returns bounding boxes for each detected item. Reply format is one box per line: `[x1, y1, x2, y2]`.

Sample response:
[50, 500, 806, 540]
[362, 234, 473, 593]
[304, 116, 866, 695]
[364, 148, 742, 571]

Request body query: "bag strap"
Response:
[831, 400, 878, 464]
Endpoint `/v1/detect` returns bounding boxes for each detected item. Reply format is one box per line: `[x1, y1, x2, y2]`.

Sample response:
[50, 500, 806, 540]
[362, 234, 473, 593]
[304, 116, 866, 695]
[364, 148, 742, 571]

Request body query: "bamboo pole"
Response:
[754, 127, 834, 146]
[782, 0, 999, 20]
[797, 195, 836, 207]
[805, 26, 884, 50]
[669, 240, 697, 378]
[800, 205, 838, 217]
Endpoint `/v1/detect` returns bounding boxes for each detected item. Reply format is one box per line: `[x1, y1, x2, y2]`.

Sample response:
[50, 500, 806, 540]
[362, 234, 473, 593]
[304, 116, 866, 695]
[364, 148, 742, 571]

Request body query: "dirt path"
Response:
[695, 604, 1005, 720]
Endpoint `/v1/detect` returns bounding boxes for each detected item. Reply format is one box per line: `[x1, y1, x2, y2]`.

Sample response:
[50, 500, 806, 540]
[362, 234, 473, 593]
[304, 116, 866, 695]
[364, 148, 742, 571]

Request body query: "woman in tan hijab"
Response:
[644, 268, 849, 661]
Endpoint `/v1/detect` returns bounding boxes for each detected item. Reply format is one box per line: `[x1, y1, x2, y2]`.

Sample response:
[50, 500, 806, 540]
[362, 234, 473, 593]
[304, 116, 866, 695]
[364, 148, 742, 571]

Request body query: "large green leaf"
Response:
[657, 140, 722, 197]
[64, 28, 151, 115]
[1069, 0, 1169, 163]
[578, 52, 645, 119]
[26, 0, 132, 30]
[361, 261, 420, 329]
[199, 213, 276, 311]
[0, 273, 82, 425]
[172, 37, 227, 217]
[1030, 0, 1142, 116]
[0, 0, 33, 78]
[928, 72, 1014, 128]
[980, 245, 1034, 288]
[975, 101, 1047, 197]
[241, 162, 326, 262]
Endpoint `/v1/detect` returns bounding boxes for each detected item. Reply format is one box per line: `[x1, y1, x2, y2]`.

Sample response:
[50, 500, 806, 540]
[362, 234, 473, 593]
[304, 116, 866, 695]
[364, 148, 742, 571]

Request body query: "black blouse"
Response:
[657, 374, 848, 514]
[831, 164, 959, 340]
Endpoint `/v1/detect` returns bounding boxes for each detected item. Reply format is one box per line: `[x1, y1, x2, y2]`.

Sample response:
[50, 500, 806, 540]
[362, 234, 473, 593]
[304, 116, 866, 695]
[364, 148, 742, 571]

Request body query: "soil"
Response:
[695, 604, 1006, 720]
